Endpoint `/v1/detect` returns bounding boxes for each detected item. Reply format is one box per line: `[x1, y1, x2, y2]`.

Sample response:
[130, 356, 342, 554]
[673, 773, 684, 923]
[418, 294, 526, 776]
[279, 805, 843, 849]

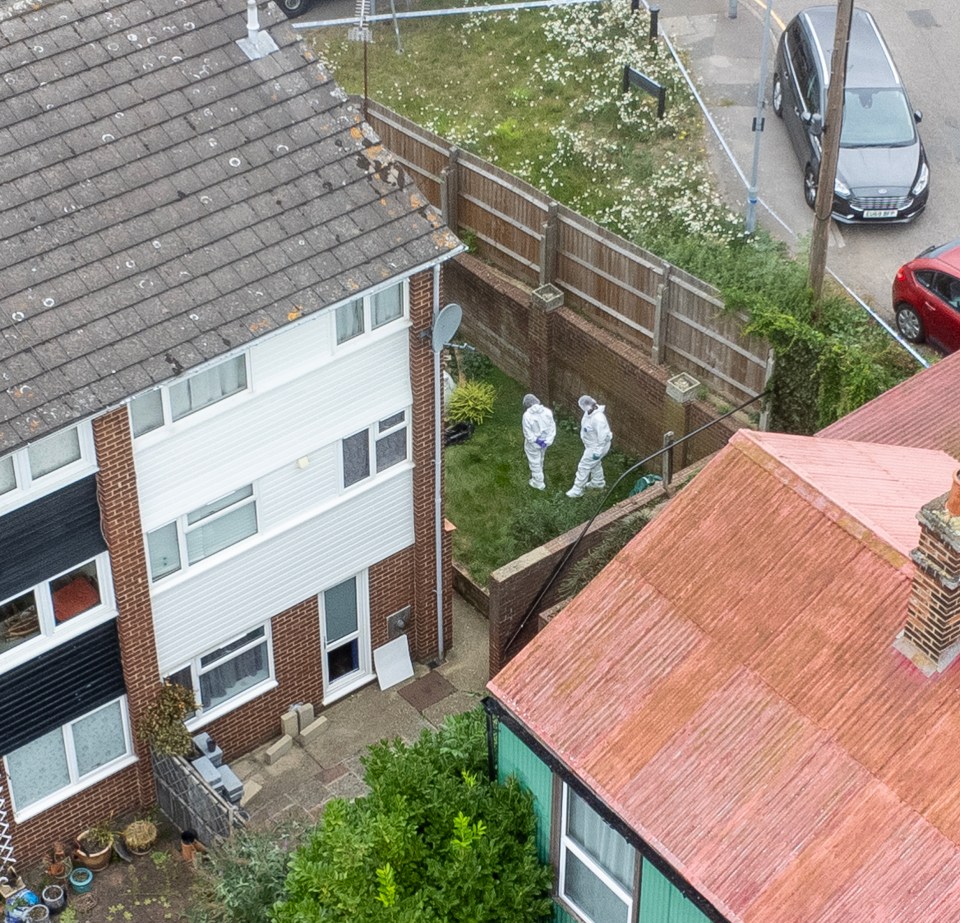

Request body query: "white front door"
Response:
[319, 572, 372, 702]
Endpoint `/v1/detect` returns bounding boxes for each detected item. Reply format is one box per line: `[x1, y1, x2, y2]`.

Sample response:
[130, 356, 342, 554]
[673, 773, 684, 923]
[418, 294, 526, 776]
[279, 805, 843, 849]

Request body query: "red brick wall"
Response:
[408, 268, 453, 662]
[446, 254, 742, 464]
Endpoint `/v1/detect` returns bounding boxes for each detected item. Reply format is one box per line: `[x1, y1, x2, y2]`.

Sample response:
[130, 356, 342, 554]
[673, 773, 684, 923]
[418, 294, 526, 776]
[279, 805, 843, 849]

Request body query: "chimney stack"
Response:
[899, 470, 960, 673]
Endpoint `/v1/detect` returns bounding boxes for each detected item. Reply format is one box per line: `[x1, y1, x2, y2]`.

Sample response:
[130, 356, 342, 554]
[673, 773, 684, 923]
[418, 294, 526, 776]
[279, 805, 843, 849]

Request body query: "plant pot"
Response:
[67, 868, 92, 895]
[24, 905, 49, 921]
[40, 885, 66, 914]
[74, 832, 111, 871]
[122, 820, 157, 856]
[444, 421, 474, 446]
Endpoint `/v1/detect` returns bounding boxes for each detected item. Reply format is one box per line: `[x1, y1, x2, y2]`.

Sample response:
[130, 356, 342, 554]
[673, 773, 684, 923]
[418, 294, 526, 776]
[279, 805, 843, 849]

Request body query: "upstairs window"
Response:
[341, 411, 409, 489]
[130, 355, 248, 437]
[0, 556, 110, 658]
[146, 486, 258, 581]
[334, 282, 406, 345]
[0, 425, 90, 500]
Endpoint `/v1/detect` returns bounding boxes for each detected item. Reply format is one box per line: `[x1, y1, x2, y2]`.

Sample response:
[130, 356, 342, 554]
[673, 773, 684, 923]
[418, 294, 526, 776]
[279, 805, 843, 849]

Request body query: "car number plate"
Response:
[862, 209, 898, 219]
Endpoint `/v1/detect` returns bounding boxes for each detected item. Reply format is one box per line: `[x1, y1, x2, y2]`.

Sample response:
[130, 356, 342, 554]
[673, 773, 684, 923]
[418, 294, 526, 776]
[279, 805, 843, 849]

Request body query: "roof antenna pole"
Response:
[238, 0, 278, 60]
[348, 0, 372, 121]
[246, 0, 260, 42]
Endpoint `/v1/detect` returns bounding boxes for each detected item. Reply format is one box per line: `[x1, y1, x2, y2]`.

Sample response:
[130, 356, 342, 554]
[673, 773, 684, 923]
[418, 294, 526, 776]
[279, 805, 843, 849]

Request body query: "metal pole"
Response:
[649, 5, 659, 40]
[809, 0, 854, 303]
[745, 0, 772, 232]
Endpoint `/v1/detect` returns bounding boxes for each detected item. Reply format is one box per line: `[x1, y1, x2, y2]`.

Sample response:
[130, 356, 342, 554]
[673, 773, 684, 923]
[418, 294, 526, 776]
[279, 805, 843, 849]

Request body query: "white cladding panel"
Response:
[134, 324, 411, 528]
[152, 469, 414, 672]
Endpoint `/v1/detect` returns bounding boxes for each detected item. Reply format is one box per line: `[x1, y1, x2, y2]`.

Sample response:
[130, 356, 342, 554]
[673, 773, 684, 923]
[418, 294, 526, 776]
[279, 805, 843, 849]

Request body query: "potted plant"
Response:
[24, 904, 50, 921]
[136, 681, 198, 757]
[122, 819, 158, 856]
[40, 883, 66, 914]
[445, 379, 496, 445]
[44, 842, 71, 882]
[74, 821, 113, 871]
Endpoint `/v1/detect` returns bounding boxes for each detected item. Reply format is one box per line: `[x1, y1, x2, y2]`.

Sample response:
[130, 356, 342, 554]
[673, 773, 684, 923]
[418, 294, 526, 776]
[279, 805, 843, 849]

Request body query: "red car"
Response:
[893, 240, 960, 353]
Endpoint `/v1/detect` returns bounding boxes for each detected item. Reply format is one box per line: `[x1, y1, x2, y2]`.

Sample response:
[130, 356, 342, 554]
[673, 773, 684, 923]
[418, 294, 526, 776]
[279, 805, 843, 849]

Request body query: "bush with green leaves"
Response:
[189, 822, 305, 923]
[508, 492, 592, 557]
[446, 379, 497, 426]
[271, 709, 552, 923]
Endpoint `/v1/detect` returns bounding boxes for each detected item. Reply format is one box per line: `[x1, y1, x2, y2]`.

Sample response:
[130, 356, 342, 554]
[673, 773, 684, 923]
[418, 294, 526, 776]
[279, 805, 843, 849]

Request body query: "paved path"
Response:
[232, 593, 489, 827]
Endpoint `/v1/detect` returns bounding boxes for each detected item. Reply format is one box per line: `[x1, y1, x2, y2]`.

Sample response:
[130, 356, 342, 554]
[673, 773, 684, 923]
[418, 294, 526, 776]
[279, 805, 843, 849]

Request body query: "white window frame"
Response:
[340, 409, 410, 491]
[145, 484, 259, 582]
[319, 571, 373, 704]
[333, 280, 408, 348]
[0, 423, 96, 512]
[166, 622, 276, 727]
[557, 784, 637, 923]
[0, 554, 115, 668]
[129, 354, 250, 438]
[3, 696, 136, 822]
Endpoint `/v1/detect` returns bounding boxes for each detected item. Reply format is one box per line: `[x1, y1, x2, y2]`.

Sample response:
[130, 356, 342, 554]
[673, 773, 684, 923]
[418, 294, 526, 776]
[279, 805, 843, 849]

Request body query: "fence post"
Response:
[440, 146, 460, 234]
[651, 262, 672, 364]
[539, 201, 559, 286]
[759, 347, 775, 431]
[661, 430, 674, 487]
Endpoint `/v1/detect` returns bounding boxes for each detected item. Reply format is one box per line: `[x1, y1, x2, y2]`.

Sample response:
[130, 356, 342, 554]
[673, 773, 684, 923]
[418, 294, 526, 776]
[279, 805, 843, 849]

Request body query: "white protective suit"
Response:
[521, 399, 556, 490]
[567, 400, 612, 496]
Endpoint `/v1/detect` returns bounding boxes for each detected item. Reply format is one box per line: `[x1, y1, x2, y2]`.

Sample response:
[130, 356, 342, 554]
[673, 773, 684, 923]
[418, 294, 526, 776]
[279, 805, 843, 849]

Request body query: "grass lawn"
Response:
[445, 365, 641, 585]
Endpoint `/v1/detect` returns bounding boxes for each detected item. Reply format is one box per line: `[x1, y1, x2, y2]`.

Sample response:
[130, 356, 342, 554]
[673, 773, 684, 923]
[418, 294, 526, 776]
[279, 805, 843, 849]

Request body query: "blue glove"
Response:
[535, 437, 547, 449]
[592, 453, 601, 460]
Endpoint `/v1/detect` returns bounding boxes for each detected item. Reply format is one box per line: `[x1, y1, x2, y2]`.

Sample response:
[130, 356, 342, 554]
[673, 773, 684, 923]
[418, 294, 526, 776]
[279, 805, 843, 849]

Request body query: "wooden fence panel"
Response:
[365, 102, 769, 402]
[457, 153, 548, 284]
[663, 266, 768, 400]
[556, 206, 663, 346]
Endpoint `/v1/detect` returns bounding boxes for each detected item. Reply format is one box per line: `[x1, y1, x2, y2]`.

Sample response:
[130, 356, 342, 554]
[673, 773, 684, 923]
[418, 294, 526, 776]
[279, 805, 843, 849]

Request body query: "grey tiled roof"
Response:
[0, 0, 459, 452]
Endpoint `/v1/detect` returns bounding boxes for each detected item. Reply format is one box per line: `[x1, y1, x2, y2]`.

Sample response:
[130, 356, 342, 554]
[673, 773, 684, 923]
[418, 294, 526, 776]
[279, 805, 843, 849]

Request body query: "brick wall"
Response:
[487, 460, 708, 676]
[447, 254, 744, 463]
[408, 268, 453, 662]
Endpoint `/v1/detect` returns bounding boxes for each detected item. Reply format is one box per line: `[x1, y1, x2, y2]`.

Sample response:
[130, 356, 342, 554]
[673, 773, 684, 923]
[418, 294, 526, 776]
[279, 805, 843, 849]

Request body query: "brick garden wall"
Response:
[446, 254, 744, 465]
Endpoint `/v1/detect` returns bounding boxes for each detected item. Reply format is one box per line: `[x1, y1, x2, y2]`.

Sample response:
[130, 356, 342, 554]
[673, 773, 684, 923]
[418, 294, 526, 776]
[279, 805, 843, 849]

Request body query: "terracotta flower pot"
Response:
[74, 831, 112, 871]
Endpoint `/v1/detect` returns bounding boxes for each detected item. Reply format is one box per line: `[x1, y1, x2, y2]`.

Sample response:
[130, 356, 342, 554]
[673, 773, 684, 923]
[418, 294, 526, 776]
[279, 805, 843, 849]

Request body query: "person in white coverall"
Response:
[521, 394, 556, 490]
[566, 395, 612, 497]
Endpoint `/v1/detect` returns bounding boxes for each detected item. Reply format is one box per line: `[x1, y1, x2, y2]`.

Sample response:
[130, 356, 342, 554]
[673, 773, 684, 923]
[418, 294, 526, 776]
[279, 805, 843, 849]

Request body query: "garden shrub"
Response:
[271, 709, 552, 923]
[189, 822, 305, 923]
[508, 492, 593, 558]
[447, 380, 497, 426]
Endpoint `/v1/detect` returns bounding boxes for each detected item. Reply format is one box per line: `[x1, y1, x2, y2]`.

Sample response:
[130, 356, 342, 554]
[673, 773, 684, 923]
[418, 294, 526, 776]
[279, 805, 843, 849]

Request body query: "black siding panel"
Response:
[0, 620, 125, 754]
[0, 476, 107, 602]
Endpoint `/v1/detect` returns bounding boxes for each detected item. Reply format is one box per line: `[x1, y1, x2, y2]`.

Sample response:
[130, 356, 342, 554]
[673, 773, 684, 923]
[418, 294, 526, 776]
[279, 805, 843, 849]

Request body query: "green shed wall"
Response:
[497, 723, 553, 864]
[639, 858, 712, 923]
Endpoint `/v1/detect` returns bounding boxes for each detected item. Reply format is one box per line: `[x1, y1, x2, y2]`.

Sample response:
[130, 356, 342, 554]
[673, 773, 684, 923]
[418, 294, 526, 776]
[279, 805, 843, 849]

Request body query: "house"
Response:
[487, 428, 960, 922]
[0, 0, 460, 863]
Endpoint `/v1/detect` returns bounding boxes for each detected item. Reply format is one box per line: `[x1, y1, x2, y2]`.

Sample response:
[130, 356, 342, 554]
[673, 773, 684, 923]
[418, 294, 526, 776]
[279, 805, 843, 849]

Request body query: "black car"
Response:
[277, 0, 317, 18]
[771, 6, 929, 224]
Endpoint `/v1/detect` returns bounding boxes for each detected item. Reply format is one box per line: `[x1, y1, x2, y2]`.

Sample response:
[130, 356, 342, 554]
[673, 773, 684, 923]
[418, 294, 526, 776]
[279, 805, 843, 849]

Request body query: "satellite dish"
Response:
[431, 303, 462, 353]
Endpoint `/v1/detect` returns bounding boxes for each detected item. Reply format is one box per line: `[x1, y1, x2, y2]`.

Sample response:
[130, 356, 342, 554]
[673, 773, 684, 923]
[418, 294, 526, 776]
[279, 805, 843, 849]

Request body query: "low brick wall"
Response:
[487, 459, 705, 676]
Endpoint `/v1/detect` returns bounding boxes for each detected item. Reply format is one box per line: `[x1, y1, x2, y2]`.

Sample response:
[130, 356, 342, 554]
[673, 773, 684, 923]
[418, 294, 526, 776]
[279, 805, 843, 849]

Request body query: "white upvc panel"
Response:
[135, 328, 411, 529]
[151, 469, 414, 672]
[248, 310, 334, 391]
[256, 443, 341, 531]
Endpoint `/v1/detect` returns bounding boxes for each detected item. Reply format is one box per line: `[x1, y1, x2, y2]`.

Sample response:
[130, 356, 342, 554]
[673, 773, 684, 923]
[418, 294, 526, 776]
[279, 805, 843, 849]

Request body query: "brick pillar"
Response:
[529, 283, 563, 404]
[900, 471, 960, 673]
[93, 409, 162, 803]
[408, 268, 452, 662]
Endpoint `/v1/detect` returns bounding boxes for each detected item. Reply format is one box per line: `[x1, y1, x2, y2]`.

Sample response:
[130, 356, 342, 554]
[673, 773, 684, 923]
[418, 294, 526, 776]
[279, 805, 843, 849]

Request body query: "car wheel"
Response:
[803, 164, 817, 209]
[279, 0, 309, 17]
[772, 74, 783, 117]
[895, 303, 925, 343]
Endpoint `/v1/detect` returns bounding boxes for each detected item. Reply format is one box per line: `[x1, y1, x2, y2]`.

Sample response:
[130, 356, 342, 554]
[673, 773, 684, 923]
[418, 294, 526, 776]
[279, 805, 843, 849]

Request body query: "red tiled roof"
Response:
[489, 430, 960, 923]
[819, 351, 960, 457]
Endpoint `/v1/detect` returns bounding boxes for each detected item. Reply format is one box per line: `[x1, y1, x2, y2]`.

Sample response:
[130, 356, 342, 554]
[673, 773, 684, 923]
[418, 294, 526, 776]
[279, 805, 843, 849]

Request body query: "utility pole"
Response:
[745, 0, 773, 233]
[808, 0, 854, 303]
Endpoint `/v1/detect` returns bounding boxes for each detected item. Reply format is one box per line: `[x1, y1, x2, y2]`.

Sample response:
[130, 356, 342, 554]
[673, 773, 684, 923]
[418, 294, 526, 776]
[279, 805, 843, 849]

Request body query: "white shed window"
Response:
[558, 785, 637, 923]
